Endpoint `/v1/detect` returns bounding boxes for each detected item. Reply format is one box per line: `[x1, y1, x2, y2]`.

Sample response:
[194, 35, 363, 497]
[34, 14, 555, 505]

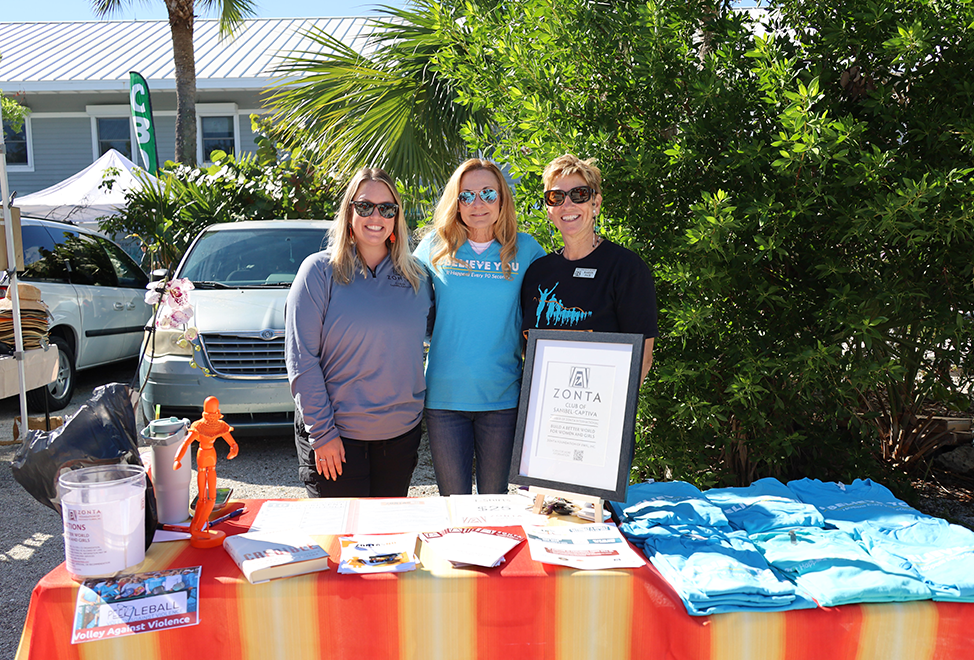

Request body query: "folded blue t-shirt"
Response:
[640, 525, 809, 616]
[704, 477, 825, 533]
[787, 478, 929, 528]
[751, 526, 932, 606]
[610, 481, 730, 531]
[854, 520, 974, 602]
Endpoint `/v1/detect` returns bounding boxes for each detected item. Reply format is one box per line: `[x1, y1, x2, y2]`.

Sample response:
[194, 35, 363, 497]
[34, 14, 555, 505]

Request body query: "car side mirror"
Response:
[150, 268, 169, 282]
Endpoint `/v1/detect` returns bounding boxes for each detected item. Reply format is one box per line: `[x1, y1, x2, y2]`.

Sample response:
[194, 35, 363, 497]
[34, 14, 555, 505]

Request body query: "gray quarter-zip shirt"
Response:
[285, 250, 434, 450]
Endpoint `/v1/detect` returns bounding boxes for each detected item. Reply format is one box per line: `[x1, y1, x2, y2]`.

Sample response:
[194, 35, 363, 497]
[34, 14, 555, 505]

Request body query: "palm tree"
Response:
[92, 0, 256, 165]
[267, 0, 485, 188]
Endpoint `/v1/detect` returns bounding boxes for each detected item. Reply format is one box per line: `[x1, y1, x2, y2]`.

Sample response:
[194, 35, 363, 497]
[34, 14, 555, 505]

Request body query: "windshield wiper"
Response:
[191, 280, 231, 289]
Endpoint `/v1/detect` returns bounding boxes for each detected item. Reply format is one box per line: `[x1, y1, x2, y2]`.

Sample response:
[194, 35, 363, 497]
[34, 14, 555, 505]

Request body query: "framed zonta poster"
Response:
[509, 329, 644, 502]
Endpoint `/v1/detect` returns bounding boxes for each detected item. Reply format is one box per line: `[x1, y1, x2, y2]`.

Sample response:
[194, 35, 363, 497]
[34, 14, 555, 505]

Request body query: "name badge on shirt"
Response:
[573, 268, 597, 279]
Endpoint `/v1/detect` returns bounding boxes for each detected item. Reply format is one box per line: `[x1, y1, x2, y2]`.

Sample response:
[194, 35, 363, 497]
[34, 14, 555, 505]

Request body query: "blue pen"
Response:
[209, 507, 245, 527]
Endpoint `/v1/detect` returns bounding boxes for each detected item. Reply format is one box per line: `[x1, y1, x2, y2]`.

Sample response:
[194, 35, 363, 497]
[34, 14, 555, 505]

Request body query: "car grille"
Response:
[199, 333, 286, 377]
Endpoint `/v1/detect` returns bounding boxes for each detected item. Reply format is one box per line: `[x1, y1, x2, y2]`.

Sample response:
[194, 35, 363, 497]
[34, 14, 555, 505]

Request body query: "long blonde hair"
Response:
[329, 167, 425, 292]
[428, 159, 519, 279]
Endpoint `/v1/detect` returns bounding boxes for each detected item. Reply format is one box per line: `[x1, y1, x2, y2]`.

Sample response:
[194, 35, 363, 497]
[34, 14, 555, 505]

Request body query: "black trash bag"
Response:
[11, 383, 159, 551]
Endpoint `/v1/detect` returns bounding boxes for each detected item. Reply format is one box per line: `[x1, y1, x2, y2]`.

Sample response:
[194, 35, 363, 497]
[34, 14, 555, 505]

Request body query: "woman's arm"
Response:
[641, 337, 655, 383]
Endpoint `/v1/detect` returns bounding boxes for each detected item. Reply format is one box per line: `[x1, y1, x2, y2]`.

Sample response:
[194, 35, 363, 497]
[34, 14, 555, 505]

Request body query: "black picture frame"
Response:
[509, 329, 644, 502]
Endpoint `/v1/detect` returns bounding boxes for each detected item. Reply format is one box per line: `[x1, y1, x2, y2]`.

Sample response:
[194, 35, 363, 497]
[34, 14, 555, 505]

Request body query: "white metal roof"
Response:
[0, 18, 374, 92]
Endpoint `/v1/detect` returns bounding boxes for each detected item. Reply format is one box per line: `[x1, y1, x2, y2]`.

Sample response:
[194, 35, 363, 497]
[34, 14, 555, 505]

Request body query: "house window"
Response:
[97, 117, 132, 159]
[3, 120, 28, 166]
[201, 116, 234, 161]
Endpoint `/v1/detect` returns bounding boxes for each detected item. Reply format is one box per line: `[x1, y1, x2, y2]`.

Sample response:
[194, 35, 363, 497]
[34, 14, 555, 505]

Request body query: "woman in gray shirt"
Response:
[285, 167, 434, 497]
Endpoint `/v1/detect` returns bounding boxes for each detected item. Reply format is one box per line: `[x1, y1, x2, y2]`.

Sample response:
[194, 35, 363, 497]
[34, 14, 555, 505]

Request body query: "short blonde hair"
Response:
[542, 154, 602, 195]
[428, 159, 519, 279]
[329, 167, 425, 292]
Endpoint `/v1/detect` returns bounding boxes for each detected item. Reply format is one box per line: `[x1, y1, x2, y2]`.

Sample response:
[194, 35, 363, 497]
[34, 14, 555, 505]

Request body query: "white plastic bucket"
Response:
[141, 418, 192, 524]
[58, 464, 146, 580]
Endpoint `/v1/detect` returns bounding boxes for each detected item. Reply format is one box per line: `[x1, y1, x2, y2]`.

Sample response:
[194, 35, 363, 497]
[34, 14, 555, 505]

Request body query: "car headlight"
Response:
[143, 327, 195, 358]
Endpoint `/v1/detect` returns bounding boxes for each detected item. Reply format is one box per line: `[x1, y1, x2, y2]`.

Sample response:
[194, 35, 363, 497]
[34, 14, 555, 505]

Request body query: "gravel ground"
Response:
[0, 359, 440, 659]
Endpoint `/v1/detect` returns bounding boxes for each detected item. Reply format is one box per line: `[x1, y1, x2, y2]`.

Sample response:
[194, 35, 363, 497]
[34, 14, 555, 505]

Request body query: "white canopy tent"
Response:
[14, 149, 157, 226]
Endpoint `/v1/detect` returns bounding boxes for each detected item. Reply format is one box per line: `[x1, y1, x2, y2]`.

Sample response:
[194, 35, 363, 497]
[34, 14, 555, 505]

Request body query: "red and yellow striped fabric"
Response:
[17, 500, 974, 660]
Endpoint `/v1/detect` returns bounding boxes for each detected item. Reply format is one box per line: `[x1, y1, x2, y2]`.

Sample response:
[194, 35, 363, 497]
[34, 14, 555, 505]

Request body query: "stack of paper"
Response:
[338, 534, 418, 574]
[420, 528, 525, 568]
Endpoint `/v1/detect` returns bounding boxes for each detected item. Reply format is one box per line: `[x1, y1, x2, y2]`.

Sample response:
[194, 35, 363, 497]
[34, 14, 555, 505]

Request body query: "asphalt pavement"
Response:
[0, 359, 439, 658]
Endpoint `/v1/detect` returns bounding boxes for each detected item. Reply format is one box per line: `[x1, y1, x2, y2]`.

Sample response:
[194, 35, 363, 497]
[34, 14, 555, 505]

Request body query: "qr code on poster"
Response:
[573, 450, 584, 462]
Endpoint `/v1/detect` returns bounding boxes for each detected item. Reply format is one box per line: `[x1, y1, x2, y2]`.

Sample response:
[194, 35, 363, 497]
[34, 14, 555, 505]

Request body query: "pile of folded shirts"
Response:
[610, 481, 808, 615]
[789, 478, 974, 601]
[610, 476, 974, 615]
[0, 283, 50, 350]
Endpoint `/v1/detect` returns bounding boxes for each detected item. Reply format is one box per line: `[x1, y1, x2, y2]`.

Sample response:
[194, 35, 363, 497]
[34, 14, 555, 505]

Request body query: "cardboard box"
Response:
[0, 206, 25, 271]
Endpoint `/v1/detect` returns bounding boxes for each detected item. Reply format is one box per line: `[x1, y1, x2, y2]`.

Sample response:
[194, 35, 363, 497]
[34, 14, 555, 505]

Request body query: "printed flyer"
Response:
[71, 567, 201, 644]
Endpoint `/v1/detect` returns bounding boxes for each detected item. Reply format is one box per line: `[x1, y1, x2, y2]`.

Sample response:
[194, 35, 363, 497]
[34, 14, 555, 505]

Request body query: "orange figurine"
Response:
[173, 397, 239, 548]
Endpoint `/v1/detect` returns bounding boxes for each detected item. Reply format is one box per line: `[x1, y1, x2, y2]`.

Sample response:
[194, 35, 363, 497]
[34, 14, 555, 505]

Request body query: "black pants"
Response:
[295, 411, 421, 498]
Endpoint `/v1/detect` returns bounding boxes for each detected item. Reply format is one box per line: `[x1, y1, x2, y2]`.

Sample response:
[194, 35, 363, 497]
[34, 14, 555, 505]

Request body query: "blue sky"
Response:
[4, 1, 405, 22]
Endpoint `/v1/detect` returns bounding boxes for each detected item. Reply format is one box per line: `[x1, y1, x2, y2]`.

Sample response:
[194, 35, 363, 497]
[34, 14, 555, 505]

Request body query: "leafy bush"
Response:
[431, 0, 974, 487]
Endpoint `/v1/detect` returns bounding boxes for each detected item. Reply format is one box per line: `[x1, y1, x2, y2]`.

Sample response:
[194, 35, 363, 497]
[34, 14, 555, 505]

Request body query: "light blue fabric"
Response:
[639, 525, 810, 616]
[751, 527, 932, 607]
[704, 477, 825, 534]
[414, 232, 545, 411]
[854, 520, 974, 602]
[610, 481, 730, 531]
[787, 478, 930, 529]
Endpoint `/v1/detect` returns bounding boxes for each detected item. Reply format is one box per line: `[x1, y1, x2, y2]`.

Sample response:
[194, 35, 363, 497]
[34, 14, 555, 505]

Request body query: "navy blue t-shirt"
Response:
[520, 239, 658, 339]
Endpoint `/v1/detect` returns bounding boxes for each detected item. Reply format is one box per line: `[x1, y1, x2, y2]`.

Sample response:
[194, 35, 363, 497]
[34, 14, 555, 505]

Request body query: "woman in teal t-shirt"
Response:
[414, 159, 545, 495]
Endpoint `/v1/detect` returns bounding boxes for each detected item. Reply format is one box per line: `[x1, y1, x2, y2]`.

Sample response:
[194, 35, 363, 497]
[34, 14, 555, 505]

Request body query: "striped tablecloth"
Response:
[17, 499, 974, 660]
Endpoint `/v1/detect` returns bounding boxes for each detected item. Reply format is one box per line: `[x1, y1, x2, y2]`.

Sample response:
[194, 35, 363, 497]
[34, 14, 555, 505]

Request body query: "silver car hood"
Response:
[187, 289, 289, 334]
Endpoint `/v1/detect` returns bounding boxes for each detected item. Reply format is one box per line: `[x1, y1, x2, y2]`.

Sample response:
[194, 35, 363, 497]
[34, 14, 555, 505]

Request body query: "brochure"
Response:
[71, 567, 202, 644]
[338, 534, 418, 574]
[523, 523, 646, 570]
[420, 528, 525, 568]
[223, 532, 330, 584]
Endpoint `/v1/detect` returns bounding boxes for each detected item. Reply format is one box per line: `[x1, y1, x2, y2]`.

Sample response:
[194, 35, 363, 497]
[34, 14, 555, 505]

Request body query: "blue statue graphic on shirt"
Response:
[535, 283, 592, 327]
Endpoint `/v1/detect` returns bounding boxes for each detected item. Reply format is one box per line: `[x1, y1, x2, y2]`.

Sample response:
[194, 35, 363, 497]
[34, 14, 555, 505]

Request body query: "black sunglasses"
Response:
[543, 186, 594, 207]
[457, 188, 499, 206]
[350, 201, 399, 219]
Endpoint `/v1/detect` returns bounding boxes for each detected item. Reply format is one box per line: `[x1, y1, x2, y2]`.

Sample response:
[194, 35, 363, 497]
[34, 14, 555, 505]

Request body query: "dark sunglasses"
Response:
[457, 188, 499, 206]
[543, 186, 594, 207]
[350, 201, 399, 218]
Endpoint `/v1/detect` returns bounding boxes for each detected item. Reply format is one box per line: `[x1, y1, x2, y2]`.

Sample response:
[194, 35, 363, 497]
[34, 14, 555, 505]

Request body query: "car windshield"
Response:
[178, 227, 329, 286]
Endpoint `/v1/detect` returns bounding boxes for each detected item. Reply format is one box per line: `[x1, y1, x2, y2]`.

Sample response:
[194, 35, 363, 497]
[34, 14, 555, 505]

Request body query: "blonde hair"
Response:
[542, 154, 602, 195]
[329, 167, 426, 292]
[428, 159, 519, 279]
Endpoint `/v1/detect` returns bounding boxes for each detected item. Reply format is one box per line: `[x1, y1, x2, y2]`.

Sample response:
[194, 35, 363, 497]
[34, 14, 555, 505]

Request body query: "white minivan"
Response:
[138, 220, 332, 432]
[1, 217, 151, 410]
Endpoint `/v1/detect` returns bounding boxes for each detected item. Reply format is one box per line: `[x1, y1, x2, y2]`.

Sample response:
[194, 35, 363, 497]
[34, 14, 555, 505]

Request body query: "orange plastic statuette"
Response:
[173, 396, 239, 548]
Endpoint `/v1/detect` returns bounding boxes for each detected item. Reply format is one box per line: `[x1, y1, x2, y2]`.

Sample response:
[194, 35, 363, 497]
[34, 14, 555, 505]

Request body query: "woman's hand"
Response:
[314, 438, 346, 480]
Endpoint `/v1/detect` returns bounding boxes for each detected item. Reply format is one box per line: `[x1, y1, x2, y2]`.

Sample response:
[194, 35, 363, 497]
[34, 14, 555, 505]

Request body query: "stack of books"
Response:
[0, 283, 50, 350]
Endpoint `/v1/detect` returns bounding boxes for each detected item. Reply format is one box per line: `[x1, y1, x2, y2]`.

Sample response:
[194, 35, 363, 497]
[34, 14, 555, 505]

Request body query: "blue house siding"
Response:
[8, 117, 92, 195]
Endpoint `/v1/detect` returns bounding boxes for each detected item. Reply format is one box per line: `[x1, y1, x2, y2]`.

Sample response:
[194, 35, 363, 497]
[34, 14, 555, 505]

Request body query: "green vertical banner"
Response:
[129, 71, 159, 175]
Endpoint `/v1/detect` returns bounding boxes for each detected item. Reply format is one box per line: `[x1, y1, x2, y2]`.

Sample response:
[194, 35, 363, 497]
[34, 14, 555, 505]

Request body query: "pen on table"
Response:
[156, 507, 245, 531]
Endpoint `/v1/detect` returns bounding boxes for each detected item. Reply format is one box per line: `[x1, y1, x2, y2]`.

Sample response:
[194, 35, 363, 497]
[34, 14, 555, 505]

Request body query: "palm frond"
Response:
[266, 0, 484, 187]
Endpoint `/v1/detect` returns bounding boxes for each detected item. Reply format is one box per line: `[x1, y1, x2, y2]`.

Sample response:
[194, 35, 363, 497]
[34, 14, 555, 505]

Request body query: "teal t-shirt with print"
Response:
[415, 232, 545, 411]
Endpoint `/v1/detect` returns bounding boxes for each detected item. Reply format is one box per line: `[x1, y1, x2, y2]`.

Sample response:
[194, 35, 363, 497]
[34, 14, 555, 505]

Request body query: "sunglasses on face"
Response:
[543, 186, 595, 207]
[350, 201, 399, 218]
[457, 188, 499, 206]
